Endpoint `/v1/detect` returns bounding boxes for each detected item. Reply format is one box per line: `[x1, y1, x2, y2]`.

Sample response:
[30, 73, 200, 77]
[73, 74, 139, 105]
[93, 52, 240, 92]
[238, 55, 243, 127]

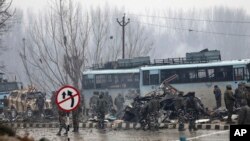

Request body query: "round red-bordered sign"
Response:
[56, 85, 80, 112]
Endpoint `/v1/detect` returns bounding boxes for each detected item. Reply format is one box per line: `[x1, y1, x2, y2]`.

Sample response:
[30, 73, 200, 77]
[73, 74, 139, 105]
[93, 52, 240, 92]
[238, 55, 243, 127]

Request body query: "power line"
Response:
[128, 13, 250, 24]
[131, 21, 250, 37]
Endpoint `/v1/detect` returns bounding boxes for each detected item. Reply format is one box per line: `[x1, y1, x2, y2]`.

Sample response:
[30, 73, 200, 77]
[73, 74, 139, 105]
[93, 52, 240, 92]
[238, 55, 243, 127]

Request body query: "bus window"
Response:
[214, 66, 233, 81]
[197, 69, 207, 81]
[207, 68, 215, 80]
[161, 69, 178, 83]
[234, 67, 244, 81]
[95, 74, 106, 89]
[83, 75, 95, 89]
[188, 69, 197, 82]
[149, 70, 159, 85]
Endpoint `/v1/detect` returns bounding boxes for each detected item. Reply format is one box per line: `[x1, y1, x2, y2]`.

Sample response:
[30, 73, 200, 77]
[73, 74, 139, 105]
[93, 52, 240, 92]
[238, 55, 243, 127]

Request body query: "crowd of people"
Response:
[89, 91, 125, 129]
[213, 83, 250, 124]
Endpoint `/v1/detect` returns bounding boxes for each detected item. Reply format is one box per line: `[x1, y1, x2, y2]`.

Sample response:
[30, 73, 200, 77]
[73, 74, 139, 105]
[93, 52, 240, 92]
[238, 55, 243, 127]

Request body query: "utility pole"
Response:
[117, 13, 130, 59]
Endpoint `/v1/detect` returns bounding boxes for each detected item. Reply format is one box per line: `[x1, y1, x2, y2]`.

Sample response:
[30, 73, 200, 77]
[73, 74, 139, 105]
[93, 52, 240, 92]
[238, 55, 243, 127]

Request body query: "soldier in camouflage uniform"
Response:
[57, 110, 68, 136]
[175, 91, 186, 131]
[185, 92, 198, 132]
[97, 93, 108, 129]
[104, 91, 113, 113]
[224, 85, 235, 123]
[238, 99, 250, 125]
[72, 108, 79, 132]
[89, 91, 99, 117]
[235, 83, 246, 107]
[147, 93, 160, 130]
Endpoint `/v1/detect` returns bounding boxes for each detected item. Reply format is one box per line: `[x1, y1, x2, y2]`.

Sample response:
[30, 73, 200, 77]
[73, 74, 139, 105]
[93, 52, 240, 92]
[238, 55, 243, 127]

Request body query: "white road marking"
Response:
[172, 130, 229, 141]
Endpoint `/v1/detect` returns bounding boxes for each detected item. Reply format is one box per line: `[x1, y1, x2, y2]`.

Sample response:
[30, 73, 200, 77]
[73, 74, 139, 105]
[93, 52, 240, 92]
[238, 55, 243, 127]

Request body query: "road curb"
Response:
[1, 122, 230, 130]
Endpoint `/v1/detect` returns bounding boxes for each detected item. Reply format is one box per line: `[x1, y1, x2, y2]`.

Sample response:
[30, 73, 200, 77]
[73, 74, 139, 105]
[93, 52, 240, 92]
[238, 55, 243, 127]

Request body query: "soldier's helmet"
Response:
[99, 93, 104, 98]
[187, 91, 195, 98]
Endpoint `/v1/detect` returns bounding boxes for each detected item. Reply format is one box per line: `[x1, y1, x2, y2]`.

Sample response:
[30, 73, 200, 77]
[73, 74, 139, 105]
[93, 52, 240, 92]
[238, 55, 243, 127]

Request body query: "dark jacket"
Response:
[238, 105, 250, 125]
[175, 96, 185, 110]
[224, 90, 235, 107]
[186, 97, 198, 111]
[97, 98, 108, 113]
[214, 87, 221, 97]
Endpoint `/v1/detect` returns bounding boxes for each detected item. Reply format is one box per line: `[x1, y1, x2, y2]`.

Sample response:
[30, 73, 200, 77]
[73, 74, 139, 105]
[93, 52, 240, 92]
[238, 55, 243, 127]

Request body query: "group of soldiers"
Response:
[126, 91, 200, 132]
[55, 82, 250, 135]
[213, 83, 250, 124]
[89, 91, 125, 129]
[174, 91, 201, 132]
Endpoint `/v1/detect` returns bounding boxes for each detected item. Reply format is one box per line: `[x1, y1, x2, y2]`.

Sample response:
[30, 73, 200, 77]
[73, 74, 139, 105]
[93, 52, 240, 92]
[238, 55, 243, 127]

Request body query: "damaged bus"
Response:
[140, 59, 250, 108]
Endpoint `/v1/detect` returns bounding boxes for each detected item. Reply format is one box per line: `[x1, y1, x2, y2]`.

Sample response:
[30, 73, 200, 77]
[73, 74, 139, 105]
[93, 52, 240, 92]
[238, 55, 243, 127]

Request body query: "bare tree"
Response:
[0, 0, 14, 34]
[89, 7, 154, 66]
[0, 0, 14, 69]
[126, 21, 154, 58]
[24, 0, 90, 93]
[89, 7, 110, 65]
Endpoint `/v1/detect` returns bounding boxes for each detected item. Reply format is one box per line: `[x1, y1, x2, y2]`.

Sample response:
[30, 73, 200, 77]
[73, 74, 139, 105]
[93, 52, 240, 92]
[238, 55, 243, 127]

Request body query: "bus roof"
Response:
[141, 59, 250, 71]
[83, 68, 139, 75]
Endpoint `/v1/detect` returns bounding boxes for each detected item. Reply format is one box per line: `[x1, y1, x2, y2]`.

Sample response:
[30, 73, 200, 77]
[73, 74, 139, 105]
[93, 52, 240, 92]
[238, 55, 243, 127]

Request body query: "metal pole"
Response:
[117, 14, 130, 59]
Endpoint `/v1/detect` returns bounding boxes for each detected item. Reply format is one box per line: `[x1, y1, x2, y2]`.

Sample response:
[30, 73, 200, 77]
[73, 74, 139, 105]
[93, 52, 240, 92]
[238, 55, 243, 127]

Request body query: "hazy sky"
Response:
[13, 0, 250, 14]
[2, 0, 250, 84]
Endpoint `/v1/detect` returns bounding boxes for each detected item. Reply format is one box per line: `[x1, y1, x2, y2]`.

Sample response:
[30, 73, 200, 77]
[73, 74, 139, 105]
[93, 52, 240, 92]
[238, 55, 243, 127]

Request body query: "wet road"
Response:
[16, 128, 229, 141]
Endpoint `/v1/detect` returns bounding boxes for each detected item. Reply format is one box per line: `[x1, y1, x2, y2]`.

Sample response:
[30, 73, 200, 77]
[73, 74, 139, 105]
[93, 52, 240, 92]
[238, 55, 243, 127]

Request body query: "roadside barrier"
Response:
[1, 122, 230, 130]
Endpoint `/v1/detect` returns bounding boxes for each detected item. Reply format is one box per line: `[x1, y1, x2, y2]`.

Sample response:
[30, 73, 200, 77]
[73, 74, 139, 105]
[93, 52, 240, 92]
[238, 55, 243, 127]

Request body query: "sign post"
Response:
[56, 85, 80, 140]
[56, 85, 80, 112]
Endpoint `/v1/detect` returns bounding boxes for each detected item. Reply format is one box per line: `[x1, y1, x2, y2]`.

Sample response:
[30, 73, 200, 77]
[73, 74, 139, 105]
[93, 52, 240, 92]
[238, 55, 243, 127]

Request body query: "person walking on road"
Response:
[57, 110, 68, 136]
[185, 92, 198, 132]
[224, 85, 235, 123]
[213, 85, 222, 109]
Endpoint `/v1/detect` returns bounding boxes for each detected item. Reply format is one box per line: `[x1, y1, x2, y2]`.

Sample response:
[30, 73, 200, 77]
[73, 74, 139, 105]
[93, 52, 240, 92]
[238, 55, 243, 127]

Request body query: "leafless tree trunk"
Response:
[24, 0, 90, 94]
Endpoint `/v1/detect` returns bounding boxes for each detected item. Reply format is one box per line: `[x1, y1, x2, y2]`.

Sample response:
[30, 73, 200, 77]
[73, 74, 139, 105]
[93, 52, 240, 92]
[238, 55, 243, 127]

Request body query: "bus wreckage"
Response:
[89, 75, 240, 129]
